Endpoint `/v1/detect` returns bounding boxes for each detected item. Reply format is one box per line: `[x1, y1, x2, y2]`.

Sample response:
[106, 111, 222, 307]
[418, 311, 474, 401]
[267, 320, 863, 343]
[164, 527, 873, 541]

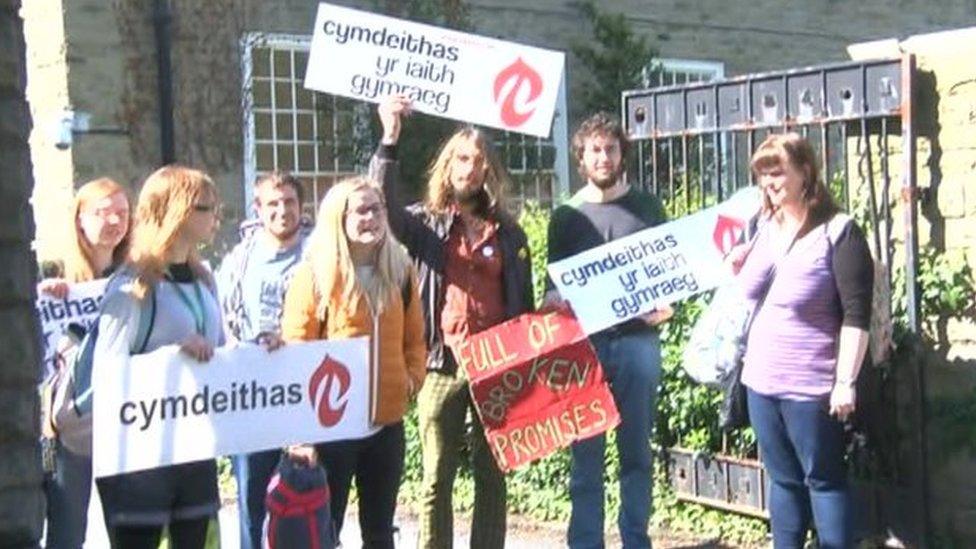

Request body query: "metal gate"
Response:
[622, 55, 927, 545]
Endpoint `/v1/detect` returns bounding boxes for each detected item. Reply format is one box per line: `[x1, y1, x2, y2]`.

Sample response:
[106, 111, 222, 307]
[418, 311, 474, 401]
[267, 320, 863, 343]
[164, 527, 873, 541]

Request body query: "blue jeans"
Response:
[569, 331, 661, 549]
[746, 388, 853, 549]
[233, 449, 282, 549]
[44, 440, 92, 549]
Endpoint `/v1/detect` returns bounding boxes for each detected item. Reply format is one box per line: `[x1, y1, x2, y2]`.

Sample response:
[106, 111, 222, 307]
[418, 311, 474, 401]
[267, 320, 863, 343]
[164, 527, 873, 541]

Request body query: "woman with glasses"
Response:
[282, 176, 426, 549]
[93, 165, 224, 548]
[40, 177, 131, 549]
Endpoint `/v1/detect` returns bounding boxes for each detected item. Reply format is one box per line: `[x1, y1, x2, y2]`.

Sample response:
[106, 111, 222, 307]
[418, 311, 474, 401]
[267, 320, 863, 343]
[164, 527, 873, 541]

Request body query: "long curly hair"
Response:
[63, 178, 132, 282]
[306, 176, 412, 318]
[750, 132, 839, 231]
[127, 165, 218, 299]
[424, 127, 511, 214]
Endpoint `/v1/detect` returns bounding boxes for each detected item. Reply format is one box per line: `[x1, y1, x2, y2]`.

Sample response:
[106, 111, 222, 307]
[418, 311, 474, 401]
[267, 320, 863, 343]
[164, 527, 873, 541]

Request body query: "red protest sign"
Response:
[455, 311, 620, 471]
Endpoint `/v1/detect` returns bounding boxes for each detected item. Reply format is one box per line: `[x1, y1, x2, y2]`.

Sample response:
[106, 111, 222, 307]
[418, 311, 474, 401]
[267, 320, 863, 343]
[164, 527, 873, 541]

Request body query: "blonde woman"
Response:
[40, 177, 130, 549]
[282, 176, 426, 549]
[93, 166, 224, 548]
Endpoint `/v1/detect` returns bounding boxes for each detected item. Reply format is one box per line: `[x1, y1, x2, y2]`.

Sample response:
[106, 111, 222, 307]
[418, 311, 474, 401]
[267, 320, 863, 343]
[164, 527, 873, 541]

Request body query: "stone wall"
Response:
[35, 0, 976, 260]
[903, 28, 976, 545]
[851, 26, 976, 544]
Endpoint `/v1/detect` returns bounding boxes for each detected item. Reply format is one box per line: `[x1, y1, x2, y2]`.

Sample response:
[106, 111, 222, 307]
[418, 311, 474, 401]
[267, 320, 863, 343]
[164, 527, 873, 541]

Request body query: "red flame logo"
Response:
[493, 57, 544, 128]
[713, 215, 747, 256]
[308, 355, 351, 427]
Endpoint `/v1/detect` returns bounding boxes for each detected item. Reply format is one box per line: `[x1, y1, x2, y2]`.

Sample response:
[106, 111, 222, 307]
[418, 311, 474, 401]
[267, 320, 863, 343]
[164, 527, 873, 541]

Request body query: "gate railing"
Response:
[622, 55, 926, 544]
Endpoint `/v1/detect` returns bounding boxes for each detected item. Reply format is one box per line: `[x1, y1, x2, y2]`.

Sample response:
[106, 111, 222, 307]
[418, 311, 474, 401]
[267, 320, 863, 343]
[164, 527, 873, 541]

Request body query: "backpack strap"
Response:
[826, 213, 852, 244]
[133, 286, 156, 354]
[265, 479, 331, 549]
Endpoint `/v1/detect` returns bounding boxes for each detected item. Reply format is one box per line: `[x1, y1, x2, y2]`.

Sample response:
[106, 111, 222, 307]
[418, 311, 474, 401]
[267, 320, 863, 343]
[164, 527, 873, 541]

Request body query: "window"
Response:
[643, 58, 725, 88]
[242, 33, 367, 218]
[495, 131, 557, 211]
[242, 32, 570, 217]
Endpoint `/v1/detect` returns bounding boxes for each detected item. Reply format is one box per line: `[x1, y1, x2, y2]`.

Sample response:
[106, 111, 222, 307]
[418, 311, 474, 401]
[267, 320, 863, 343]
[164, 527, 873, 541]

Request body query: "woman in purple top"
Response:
[729, 133, 873, 548]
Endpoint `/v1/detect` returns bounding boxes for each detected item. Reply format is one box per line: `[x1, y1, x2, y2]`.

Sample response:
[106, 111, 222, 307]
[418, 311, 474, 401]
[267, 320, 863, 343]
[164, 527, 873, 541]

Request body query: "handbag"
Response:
[683, 222, 792, 431]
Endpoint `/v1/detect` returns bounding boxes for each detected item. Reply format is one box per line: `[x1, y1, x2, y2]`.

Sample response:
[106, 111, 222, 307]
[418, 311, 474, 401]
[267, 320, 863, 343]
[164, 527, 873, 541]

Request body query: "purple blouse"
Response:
[739, 216, 873, 400]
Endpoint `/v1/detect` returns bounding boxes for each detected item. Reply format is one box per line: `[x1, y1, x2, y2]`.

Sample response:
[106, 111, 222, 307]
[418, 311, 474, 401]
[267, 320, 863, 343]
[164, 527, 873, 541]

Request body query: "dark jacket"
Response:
[370, 145, 534, 373]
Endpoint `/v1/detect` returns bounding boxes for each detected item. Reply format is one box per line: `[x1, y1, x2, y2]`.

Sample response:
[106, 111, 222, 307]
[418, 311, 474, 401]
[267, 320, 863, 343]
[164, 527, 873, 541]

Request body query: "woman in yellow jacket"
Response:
[281, 176, 426, 549]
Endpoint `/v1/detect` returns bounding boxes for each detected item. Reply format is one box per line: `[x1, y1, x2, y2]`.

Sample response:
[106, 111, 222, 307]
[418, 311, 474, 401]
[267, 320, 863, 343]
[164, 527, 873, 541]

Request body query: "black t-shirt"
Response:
[547, 186, 667, 333]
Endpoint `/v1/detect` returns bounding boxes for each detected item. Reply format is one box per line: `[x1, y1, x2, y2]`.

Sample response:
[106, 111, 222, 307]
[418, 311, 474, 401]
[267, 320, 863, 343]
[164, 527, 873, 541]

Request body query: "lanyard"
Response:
[169, 280, 208, 338]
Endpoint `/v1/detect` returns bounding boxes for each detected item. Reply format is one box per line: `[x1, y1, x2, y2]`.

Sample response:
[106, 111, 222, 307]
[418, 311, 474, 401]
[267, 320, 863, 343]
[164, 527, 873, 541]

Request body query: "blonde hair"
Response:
[63, 178, 131, 282]
[306, 176, 412, 318]
[127, 165, 218, 299]
[424, 127, 511, 213]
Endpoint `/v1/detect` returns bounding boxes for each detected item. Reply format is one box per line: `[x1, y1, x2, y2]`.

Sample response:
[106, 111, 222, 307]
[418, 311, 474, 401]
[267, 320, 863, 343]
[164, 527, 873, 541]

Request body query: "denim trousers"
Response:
[569, 331, 662, 549]
[746, 388, 853, 549]
[232, 448, 282, 549]
[44, 440, 92, 549]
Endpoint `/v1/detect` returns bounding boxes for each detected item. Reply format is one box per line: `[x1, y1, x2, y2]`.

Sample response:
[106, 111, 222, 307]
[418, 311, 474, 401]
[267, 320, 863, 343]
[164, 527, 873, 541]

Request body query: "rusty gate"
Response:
[622, 55, 927, 546]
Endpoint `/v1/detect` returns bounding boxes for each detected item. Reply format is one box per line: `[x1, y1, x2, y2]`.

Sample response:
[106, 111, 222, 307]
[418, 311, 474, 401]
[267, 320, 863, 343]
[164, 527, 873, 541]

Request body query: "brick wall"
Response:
[0, 0, 45, 546]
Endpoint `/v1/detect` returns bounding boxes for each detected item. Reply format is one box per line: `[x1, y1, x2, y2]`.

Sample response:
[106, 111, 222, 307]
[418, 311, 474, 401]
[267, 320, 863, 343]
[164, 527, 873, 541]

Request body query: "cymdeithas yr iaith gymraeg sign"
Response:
[304, 2, 565, 138]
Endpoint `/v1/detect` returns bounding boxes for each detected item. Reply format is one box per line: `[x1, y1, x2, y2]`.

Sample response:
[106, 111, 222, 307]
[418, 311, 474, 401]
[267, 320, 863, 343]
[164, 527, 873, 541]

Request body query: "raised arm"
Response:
[369, 95, 443, 262]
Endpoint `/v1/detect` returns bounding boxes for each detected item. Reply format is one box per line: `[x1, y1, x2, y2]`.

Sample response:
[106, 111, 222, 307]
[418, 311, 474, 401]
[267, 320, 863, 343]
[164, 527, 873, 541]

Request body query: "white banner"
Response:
[548, 188, 762, 335]
[94, 338, 372, 477]
[36, 279, 108, 381]
[304, 3, 565, 138]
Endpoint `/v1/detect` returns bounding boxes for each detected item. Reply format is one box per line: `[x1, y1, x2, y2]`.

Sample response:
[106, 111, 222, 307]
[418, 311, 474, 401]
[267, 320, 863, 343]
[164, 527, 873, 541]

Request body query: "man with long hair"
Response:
[371, 95, 534, 548]
[215, 171, 311, 549]
[544, 112, 672, 548]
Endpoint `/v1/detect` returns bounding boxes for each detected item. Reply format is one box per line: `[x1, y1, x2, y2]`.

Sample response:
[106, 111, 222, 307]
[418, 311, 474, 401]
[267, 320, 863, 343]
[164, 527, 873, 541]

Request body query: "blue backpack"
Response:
[48, 286, 155, 455]
[264, 456, 336, 549]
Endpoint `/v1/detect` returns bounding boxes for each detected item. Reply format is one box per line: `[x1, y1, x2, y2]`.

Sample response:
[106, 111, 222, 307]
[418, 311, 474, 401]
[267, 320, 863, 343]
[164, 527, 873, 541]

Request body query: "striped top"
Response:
[740, 215, 873, 400]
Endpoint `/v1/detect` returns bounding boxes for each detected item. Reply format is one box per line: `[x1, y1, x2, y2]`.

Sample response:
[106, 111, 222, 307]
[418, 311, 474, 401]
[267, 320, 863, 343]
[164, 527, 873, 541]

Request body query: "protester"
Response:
[39, 177, 131, 549]
[544, 112, 672, 548]
[93, 166, 224, 548]
[371, 95, 534, 548]
[281, 176, 426, 548]
[731, 133, 872, 548]
[216, 171, 312, 549]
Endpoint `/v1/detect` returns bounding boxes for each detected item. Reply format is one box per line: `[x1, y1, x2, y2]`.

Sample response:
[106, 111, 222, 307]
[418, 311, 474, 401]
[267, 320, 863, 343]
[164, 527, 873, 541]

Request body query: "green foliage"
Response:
[894, 247, 976, 344]
[518, 201, 553, 307]
[571, 1, 656, 115]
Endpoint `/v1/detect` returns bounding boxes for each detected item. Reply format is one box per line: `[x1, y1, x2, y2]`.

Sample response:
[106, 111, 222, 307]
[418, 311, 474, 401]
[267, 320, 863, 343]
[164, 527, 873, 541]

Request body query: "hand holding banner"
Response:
[458, 311, 619, 472]
[35, 279, 108, 381]
[304, 2, 565, 137]
[547, 187, 761, 335]
[94, 338, 372, 478]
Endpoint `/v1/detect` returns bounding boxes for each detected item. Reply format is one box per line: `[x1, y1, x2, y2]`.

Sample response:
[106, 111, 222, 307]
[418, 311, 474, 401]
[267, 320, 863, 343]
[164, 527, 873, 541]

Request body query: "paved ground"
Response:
[77, 486, 725, 548]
